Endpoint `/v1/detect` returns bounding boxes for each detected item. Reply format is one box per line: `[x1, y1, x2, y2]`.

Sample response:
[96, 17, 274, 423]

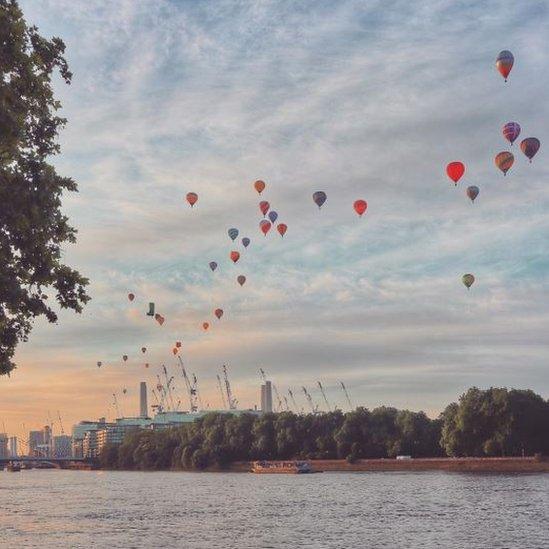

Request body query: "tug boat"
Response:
[251, 460, 314, 474]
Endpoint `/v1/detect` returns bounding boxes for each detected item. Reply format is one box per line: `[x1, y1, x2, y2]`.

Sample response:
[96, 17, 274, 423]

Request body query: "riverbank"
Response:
[228, 456, 549, 473]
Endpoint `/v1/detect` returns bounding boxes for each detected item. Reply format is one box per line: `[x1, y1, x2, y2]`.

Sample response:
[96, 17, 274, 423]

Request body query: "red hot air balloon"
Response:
[277, 223, 287, 237]
[186, 192, 198, 208]
[520, 138, 540, 162]
[259, 201, 270, 217]
[353, 200, 368, 217]
[237, 275, 246, 286]
[230, 251, 240, 263]
[260, 219, 271, 236]
[446, 162, 465, 185]
[502, 122, 521, 145]
[176, 341, 182, 348]
[128, 293, 135, 302]
[496, 50, 514, 81]
[155, 313, 165, 326]
[172, 347, 178, 355]
[254, 180, 266, 194]
[495, 151, 514, 175]
[214, 308, 223, 320]
[202, 322, 209, 331]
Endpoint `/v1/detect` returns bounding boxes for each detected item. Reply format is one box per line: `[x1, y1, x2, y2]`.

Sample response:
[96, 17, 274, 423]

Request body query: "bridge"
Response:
[0, 456, 92, 468]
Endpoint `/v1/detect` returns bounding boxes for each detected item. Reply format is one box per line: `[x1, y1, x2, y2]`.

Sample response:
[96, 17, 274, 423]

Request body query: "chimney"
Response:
[140, 381, 148, 418]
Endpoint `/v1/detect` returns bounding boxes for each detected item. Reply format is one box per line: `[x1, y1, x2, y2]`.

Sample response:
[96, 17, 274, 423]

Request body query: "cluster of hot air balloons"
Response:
[454, 50, 542, 292]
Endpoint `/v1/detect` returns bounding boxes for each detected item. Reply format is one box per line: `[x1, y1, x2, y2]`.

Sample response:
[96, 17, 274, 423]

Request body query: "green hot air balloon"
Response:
[462, 274, 475, 290]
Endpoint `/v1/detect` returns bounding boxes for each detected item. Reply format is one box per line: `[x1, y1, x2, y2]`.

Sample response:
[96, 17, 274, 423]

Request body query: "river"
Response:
[1, 470, 547, 548]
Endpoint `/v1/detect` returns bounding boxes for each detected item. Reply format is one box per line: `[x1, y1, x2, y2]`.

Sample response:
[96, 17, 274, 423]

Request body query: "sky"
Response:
[2, 0, 549, 443]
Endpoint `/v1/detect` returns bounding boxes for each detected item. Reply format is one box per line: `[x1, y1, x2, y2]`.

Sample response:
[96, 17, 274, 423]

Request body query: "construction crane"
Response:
[112, 393, 122, 418]
[340, 381, 353, 410]
[216, 374, 228, 409]
[259, 367, 285, 412]
[193, 374, 204, 410]
[178, 357, 198, 412]
[317, 381, 332, 412]
[222, 364, 237, 410]
[283, 395, 291, 411]
[288, 388, 300, 412]
[301, 386, 317, 414]
[57, 411, 65, 435]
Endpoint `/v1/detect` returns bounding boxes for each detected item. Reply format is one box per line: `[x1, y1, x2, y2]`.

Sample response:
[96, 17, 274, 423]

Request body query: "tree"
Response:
[0, 0, 89, 375]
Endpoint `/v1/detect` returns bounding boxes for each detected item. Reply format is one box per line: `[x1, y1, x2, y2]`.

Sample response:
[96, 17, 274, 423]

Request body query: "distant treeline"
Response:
[99, 387, 549, 470]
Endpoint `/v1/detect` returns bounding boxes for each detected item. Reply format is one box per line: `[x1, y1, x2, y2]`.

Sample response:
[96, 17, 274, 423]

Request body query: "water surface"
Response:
[1, 470, 547, 548]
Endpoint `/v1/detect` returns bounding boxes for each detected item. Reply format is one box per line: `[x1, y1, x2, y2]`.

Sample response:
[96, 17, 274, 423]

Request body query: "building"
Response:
[53, 435, 72, 459]
[139, 381, 148, 418]
[9, 436, 18, 458]
[0, 433, 8, 458]
[72, 419, 107, 458]
[260, 380, 273, 413]
[82, 430, 100, 459]
[97, 424, 140, 453]
[72, 438, 84, 459]
[28, 430, 45, 456]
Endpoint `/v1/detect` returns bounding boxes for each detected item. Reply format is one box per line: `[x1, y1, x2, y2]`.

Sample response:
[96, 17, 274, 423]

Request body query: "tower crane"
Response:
[57, 411, 65, 435]
[192, 374, 204, 410]
[112, 393, 122, 418]
[301, 386, 317, 414]
[317, 381, 332, 412]
[217, 374, 228, 409]
[288, 388, 300, 413]
[178, 357, 198, 412]
[340, 381, 353, 410]
[222, 364, 237, 410]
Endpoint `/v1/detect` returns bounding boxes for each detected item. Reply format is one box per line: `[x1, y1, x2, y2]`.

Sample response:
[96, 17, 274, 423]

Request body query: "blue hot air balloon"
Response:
[228, 228, 239, 241]
[313, 191, 327, 209]
[268, 210, 278, 223]
[242, 237, 250, 248]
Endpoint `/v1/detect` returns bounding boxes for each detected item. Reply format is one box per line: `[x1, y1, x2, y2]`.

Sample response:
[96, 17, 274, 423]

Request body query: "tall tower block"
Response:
[140, 381, 148, 418]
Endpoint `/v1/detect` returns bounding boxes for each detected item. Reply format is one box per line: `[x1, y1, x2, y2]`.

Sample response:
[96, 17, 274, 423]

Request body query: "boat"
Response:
[7, 463, 21, 472]
[251, 460, 315, 474]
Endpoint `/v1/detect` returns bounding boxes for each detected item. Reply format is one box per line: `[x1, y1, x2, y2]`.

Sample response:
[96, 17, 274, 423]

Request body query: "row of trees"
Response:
[99, 387, 549, 470]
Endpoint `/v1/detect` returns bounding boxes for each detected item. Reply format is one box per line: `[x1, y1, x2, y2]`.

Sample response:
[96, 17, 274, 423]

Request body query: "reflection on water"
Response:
[1, 470, 547, 548]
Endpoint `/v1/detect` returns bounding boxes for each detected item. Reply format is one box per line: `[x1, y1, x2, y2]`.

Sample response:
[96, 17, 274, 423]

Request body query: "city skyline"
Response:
[2, 0, 549, 442]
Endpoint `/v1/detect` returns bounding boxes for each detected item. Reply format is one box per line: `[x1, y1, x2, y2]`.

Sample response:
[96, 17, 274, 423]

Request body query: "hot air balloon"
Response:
[237, 275, 246, 286]
[214, 308, 223, 319]
[503, 122, 521, 145]
[228, 228, 239, 241]
[209, 261, 218, 272]
[186, 192, 198, 208]
[202, 322, 209, 331]
[172, 347, 178, 355]
[176, 341, 182, 348]
[496, 50, 514, 81]
[277, 223, 287, 237]
[123, 388, 127, 395]
[520, 138, 540, 162]
[495, 151, 514, 175]
[353, 200, 367, 217]
[313, 191, 327, 209]
[155, 314, 165, 326]
[462, 274, 475, 289]
[128, 293, 135, 302]
[259, 201, 270, 216]
[254, 180, 266, 194]
[230, 251, 240, 263]
[97, 361, 102, 368]
[268, 210, 278, 223]
[147, 302, 155, 317]
[260, 219, 271, 236]
[446, 162, 465, 185]
[123, 355, 128, 362]
[466, 186, 479, 203]
[242, 237, 250, 248]
[141, 347, 147, 354]
[145, 363, 149, 368]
